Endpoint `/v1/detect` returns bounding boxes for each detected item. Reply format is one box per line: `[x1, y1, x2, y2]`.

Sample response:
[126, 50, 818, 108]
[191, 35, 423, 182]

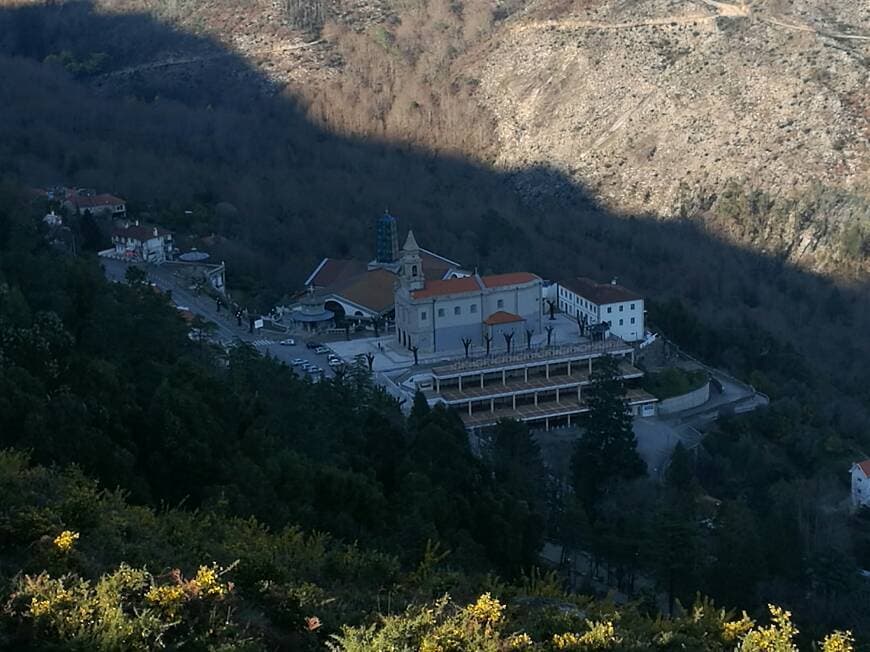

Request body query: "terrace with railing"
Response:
[432, 337, 633, 377]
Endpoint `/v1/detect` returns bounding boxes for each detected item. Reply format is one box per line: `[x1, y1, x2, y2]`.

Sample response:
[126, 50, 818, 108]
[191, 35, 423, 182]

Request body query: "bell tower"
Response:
[400, 230, 424, 291]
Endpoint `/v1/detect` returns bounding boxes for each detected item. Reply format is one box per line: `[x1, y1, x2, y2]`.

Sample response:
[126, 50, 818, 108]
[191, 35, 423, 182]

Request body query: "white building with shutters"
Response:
[557, 277, 645, 342]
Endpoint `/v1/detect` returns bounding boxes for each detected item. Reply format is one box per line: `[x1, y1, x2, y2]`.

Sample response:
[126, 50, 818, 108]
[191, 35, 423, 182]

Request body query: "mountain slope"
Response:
[471, 0, 869, 269]
[60, 0, 868, 272]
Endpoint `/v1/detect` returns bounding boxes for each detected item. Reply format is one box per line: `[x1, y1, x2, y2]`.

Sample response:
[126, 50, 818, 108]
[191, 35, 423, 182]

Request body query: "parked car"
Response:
[306, 341, 322, 350]
[291, 358, 306, 366]
[328, 359, 343, 368]
[315, 346, 330, 355]
[279, 338, 296, 346]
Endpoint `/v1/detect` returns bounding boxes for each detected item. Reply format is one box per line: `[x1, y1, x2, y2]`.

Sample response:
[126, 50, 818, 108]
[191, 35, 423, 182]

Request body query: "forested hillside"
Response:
[0, 182, 867, 651]
[2, 1, 870, 647]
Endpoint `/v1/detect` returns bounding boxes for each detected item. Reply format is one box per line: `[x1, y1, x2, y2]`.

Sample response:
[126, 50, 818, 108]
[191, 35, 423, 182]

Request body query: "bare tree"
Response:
[461, 337, 472, 358]
[545, 298, 557, 320]
[503, 331, 514, 355]
[545, 324, 555, 347]
[525, 328, 534, 350]
[576, 312, 588, 336]
[284, 0, 326, 35]
[411, 345, 419, 365]
[365, 351, 375, 371]
[484, 333, 494, 356]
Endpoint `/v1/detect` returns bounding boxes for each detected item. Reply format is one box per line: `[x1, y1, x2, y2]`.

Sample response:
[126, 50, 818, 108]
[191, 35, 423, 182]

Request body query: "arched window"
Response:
[411, 265, 418, 277]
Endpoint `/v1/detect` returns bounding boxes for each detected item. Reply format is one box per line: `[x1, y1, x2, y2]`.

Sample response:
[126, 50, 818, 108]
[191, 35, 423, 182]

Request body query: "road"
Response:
[101, 259, 335, 380]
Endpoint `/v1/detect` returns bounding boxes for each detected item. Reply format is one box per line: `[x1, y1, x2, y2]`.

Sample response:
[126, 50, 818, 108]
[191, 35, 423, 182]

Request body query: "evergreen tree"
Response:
[665, 442, 696, 493]
[491, 418, 546, 508]
[707, 500, 767, 609]
[648, 501, 701, 614]
[570, 355, 645, 516]
[409, 389, 431, 431]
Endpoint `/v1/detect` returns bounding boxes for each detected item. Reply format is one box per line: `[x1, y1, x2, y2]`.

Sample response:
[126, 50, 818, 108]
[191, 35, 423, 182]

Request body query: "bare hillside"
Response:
[6, 0, 868, 271]
[472, 0, 869, 268]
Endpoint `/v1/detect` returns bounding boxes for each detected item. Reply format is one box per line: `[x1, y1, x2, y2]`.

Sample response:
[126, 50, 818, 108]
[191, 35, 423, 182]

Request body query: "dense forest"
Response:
[1, 179, 867, 650]
[2, 0, 870, 648]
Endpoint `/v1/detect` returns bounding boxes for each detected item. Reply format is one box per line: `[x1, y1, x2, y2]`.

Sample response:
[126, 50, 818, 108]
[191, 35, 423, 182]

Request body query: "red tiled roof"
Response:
[69, 193, 125, 208]
[327, 268, 396, 314]
[412, 272, 540, 299]
[412, 276, 482, 299]
[420, 248, 462, 278]
[112, 224, 171, 241]
[305, 258, 367, 288]
[481, 272, 540, 288]
[483, 311, 524, 326]
[857, 460, 870, 477]
[560, 277, 641, 305]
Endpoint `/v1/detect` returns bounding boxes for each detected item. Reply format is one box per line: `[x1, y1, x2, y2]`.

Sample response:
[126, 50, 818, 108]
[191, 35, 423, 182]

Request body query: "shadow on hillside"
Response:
[1, 1, 868, 427]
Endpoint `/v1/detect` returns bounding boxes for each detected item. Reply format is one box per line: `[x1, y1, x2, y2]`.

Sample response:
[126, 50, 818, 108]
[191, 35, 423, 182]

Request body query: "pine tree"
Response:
[409, 390, 431, 433]
[570, 355, 645, 516]
[492, 419, 546, 509]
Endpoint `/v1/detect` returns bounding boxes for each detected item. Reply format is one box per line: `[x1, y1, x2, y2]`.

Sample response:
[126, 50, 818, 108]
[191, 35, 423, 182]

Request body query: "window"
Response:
[470, 304, 477, 313]
[454, 306, 461, 316]
[619, 319, 624, 326]
[630, 317, 635, 324]
[438, 308, 445, 317]
[421, 311, 427, 321]
[607, 306, 612, 313]
[630, 303, 635, 310]
[619, 305, 624, 312]
[497, 299, 504, 309]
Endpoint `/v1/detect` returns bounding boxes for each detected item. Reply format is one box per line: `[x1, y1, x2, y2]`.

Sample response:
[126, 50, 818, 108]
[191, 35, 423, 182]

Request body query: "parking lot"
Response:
[258, 338, 349, 381]
[101, 259, 342, 381]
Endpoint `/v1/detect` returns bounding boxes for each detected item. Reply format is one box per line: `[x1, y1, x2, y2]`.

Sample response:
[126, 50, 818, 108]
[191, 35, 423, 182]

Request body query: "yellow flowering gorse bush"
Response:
[723, 612, 756, 642]
[739, 606, 798, 652]
[553, 620, 620, 650]
[53, 530, 79, 552]
[821, 631, 854, 652]
[464, 593, 504, 628]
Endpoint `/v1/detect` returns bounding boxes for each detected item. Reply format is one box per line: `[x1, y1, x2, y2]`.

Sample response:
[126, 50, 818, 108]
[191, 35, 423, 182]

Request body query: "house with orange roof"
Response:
[394, 230, 543, 354]
[62, 188, 126, 218]
[851, 460, 870, 509]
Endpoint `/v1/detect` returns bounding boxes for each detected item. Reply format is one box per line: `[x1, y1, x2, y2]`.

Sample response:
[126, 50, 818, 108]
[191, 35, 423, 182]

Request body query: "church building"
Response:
[394, 231, 543, 354]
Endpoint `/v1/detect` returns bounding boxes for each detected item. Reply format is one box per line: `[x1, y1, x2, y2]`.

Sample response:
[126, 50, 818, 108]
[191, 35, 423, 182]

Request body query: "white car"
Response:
[291, 358, 306, 366]
[279, 338, 296, 346]
[328, 359, 344, 368]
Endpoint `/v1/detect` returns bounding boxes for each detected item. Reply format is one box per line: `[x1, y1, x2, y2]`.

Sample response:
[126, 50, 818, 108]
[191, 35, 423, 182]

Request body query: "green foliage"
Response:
[642, 368, 708, 400]
[570, 356, 645, 516]
[43, 50, 109, 77]
[0, 193, 544, 582]
[123, 265, 147, 286]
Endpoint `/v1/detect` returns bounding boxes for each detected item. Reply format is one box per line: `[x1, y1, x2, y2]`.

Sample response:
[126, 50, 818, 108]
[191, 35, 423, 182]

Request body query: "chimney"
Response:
[153, 227, 158, 237]
[135, 219, 139, 226]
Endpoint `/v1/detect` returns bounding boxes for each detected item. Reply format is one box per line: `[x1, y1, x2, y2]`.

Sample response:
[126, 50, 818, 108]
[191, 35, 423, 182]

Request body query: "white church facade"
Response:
[394, 231, 543, 354]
